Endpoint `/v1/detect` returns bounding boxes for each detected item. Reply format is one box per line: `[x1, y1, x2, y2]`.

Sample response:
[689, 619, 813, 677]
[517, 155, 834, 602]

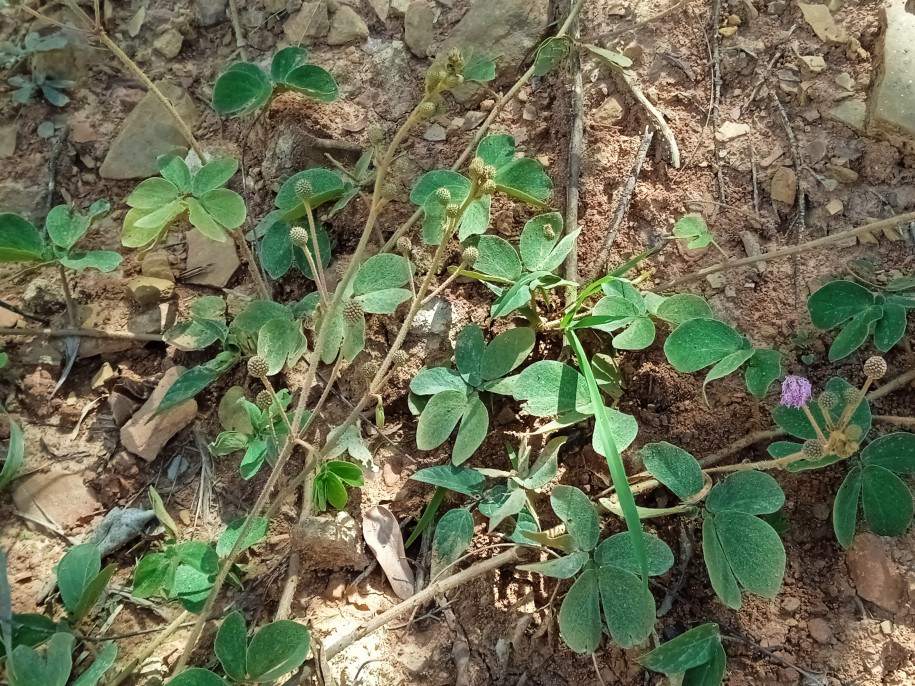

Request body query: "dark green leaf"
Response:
[416, 390, 468, 451]
[212, 62, 273, 116]
[72, 641, 117, 686]
[638, 623, 721, 674]
[481, 327, 535, 381]
[72, 565, 115, 624]
[246, 620, 311, 681]
[452, 394, 488, 465]
[533, 36, 574, 76]
[271, 46, 308, 82]
[715, 511, 786, 598]
[551, 485, 600, 552]
[682, 641, 727, 686]
[593, 531, 674, 576]
[861, 432, 915, 474]
[808, 280, 874, 329]
[411, 465, 485, 496]
[0, 214, 44, 262]
[597, 564, 656, 649]
[861, 464, 913, 537]
[214, 611, 247, 682]
[159, 351, 239, 412]
[454, 323, 485, 387]
[874, 303, 907, 352]
[216, 517, 270, 558]
[705, 471, 784, 516]
[431, 508, 474, 580]
[57, 544, 100, 613]
[664, 318, 747, 373]
[744, 348, 782, 398]
[518, 551, 588, 579]
[192, 158, 238, 196]
[8, 631, 73, 686]
[829, 305, 883, 361]
[132, 553, 174, 598]
[275, 169, 346, 211]
[640, 442, 704, 500]
[158, 155, 192, 194]
[282, 64, 338, 101]
[166, 668, 226, 686]
[833, 465, 862, 549]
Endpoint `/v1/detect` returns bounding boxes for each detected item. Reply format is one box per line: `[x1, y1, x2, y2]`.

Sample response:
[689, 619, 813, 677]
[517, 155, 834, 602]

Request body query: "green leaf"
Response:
[808, 280, 875, 329]
[744, 348, 782, 398]
[713, 511, 786, 599]
[705, 471, 784, 515]
[655, 294, 713, 324]
[121, 207, 168, 248]
[452, 394, 488, 465]
[57, 544, 100, 613]
[672, 214, 713, 249]
[481, 486, 528, 532]
[455, 323, 485, 387]
[356, 288, 410, 314]
[474, 235, 522, 281]
[214, 612, 247, 682]
[258, 318, 305, 375]
[126, 177, 181, 209]
[72, 641, 117, 686]
[551, 485, 600, 552]
[874, 303, 907, 352]
[640, 442, 704, 500]
[132, 553, 174, 598]
[861, 433, 915, 474]
[702, 516, 742, 609]
[271, 46, 309, 82]
[431, 508, 475, 580]
[703, 348, 754, 393]
[664, 318, 747, 373]
[216, 517, 270, 558]
[583, 43, 634, 70]
[72, 564, 115, 624]
[282, 64, 338, 102]
[558, 568, 602, 653]
[612, 316, 656, 351]
[462, 53, 496, 82]
[158, 155, 192, 193]
[149, 486, 179, 540]
[158, 351, 239, 412]
[833, 465, 862, 549]
[199, 189, 246, 229]
[513, 361, 590, 417]
[590, 408, 639, 455]
[596, 564, 656, 649]
[276, 169, 346, 211]
[59, 251, 123, 272]
[166, 668, 227, 686]
[533, 36, 574, 76]
[410, 367, 468, 396]
[683, 641, 727, 686]
[593, 531, 674, 576]
[861, 464, 913, 537]
[327, 461, 364, 486]
[416, 390, 469, 451]
[353, 253, 411, 294]
[480, 327, 535, 381]
[0, 412, 25, 493]
[410, 464, 485, 496]
[45, 204, 88, 250]
[173, 566, 215, 614]
[133, 198, 185, 230]
[771, 376, 871, 441]
[518, 551, 588, 579]
[246, 621, 311, 681]
[0, 214, 44, 262]
[637, 623, 721, 674]
[519, 212, 564, 271]
[829, 305, 883, 361]
[193, 158, 238, 196]
[213, 62, 273, 117]
[476, 134, 552, 205]
[8, 631, 73, 686]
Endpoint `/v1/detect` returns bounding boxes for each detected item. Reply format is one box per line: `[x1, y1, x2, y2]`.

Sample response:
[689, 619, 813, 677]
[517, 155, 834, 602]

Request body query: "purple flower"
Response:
[780, 375, 812, 408]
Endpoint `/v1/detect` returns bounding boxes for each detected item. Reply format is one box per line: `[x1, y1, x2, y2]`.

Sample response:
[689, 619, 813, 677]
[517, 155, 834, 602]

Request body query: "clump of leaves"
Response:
[410, 323, 536, 464]
[519, 486, 673, 653]
[667, 214, 723, 253]
[807, 278, 915, 361]
[8, 71, 74, 106]
[637, 623, 727, 686]
[0, 31, 68, 68]
[312, 460, 365, 511]
[664, 317, 782, 399]
[0, 201, 122, 272]
[122, 154, 246, 249]
[212, 46, 338, 117]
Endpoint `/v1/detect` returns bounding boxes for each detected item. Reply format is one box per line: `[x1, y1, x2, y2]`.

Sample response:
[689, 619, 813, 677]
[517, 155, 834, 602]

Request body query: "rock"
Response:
[153, 28, 184, 58]
[846, 533, 906, 612]
[422, 123, 447, 141]
[283, 1, 330, 43]
[22, 277, 63, 315]
[825, 198, 844, 215]
[0, 124, 17, 158]
[411, 296, 452, 335]
[197, 0, 228, 25]
[824, 163, 858, 183]
[327, 6, 369, 45]
[799, 55, 826, 78]
[739, 231, 766, 273]
[368, 41, 414, 119]
[771, 166, 797, 204]
[718, 26, 738, 37]
[881, 620, 894, 635]
[367, 0, 390, 21]
[183, 230, 240, 288]
[141, 250, 174, 282]
[715, 121, 750, 142]
[12, 469, 100, 531]
[593, 96, 625, 126]
[405, 0, 435, 57]
[867, 0, 915, 153]
[781, 596, 802, 613]
[806, 138, 827, 164]
[109, 391, 140, 427]
[390, 0, 410, 15]
[827, 99, 867, 132]
[127, 276, 174, 305]
[293, 512, 368, 570]
[808, 618, 833, 644]
[706, 273, 727, 289]
[798, 4, 848, 45]
[767, 0, 787, 14]
[440, 0, 549, 68]
[99, 82, 197, 179]
[0, 180, 47, 223]
[120, 366, 198, 462]
[835, 72, 855, 92]
[91, 362, 116, 389]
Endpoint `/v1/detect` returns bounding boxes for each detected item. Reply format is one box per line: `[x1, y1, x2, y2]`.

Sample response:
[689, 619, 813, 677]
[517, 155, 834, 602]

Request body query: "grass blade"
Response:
[0, 407, 24, 493]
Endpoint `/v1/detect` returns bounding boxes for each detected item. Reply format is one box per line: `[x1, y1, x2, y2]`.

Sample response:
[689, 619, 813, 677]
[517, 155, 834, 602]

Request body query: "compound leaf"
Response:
[558, 568, 601, 654]
[431, 508, 474, 580]
[640, 442, 704, 501]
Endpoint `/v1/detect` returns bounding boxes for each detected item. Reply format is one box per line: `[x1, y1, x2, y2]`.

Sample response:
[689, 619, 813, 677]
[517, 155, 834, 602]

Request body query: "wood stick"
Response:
[0, 327, 163, 342]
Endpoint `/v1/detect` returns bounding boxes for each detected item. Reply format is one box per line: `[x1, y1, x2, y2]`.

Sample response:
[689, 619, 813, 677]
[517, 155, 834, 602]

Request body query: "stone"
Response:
[824, 163, 858, 183]
[706, 273, 727, 289]
[881, 620, 894, 635]
[127, 277, 174, 305]
[798, 4, 849, 45]
[120, 367, 198, 462]
[197, 0, 228, 25]
[807, 138, 828, 164]
[593, 96, 625, 126]
[808, 618, 832, 644]
[825, 198, 844, 215]
[405, 0, 435, 57]
[0, 180, 47, 223]
[367, 40, 414, 119]
[327, 6, 369, 45]
[184, 230, 240, 288]
[835, 72, 855, 91]
[715, 121, 750, 142]
[771, 166, 797, 204]
[91, 362, 116, 389]
[390, 0, 410, 15]
[739, 231, 766, 273]
[768, 0, 787, 14]
[867, 0, 915, 153]
[153, 28, 184, 58]
[781, 596, 801, 613]
[799, 55, 826, 78]
[108, 391, 140, 427]
[12, 469, 100, 531]
[422, 123, 446, 141]
[99, 82, 197, 179]
[367, 0, 390, 21]
[141, 250, 174, 282]
[0, 124, 17, 158]
[440, 0, 549, 69]
[718, 26, 738, 37]
[293, 512, 368, 570]
[283, 1, 330, 42]
[411, 296, 452, 335]
[846, 533, 906, 611]
[22, 277, 63, 315]
[827, 99, 866, 132]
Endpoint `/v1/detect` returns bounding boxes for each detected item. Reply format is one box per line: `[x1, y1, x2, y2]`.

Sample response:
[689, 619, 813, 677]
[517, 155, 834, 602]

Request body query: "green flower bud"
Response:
[480, 179, 497, 196]
[461, 246, 479, 266]
[444, 73, 464, 90]
[435, 187, 451, 205]
[468, 156, 486, 178]
[445, 203, 461, 218]
[295, 179, 312, 201]
[845, 424, 864, 441]
[447, 48, 465, 72]
[248, 356, 269, 378]
[418, 101, 437, 119]
[343, 300, 363, 325]
[482, 164, 497, 180]
[255, 390, 272, 411]
[818, 390, 838, 411]
[802, 439, 823, 458]
[382, 182, 399, 200]
[391, 350, 409, 367]
[290, 226, 309, 247]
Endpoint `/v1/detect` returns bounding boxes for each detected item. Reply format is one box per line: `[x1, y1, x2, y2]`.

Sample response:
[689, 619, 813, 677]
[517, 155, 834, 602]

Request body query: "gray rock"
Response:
[90, 508, 157, 556]
[293, 512, 368, 570]
[405, 0, 435, 57]
[369, 40, 415, 119]
[283, 1, 330, 43]
[153, 28, 184, 58]
[184, 229, 240, 288]
[390, 0, 410, 16]
[100, 82, 198, 180]
[423, 123, 447, 141]
[0, 124, 17, 158]
[120, 367, 198, 462]
[0, 180, 47, 222]
[827, 98, 866, 132]
[440, 0, 549, 68]
[867, 0, 915, 153]
[197, 0, 228, 25]
[327, 6, 369, 45]
[411, 296, 452, 335]
[367, 0, 390, 21]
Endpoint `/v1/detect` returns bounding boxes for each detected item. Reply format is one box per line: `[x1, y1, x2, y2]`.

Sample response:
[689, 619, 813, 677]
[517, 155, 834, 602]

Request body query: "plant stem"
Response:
[107, 610, 189, 686]
[57, 264, 79, 327]
[422, 262, 465, 305]
[231, 228, 270, 299]
[873, 415, 915, 427]
[303, 204, 329, 300]
[0, 327, 164, 341]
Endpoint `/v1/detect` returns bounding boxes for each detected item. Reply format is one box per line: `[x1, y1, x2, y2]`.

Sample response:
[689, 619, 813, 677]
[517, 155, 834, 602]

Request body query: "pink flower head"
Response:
[780, 375, 812, 408]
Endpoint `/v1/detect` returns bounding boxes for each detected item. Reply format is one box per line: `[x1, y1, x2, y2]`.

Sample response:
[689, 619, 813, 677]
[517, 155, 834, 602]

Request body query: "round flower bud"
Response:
[468, 156, 486, 178]
[425, 64, 448, 88]
[480, 179, 497, 196]
[543, 223, 556, 240]
[290, 226, 309, 247]
[361, 360, 379, 379]
[367, 127, 385, 145]
[444, 73, 464, 90]
[381, 182, 399, 200]
[482, 164, 497, 180]
[863, 356, 887, 379]
[343, 300, 363, 325]
[248, 356, 269, 378]
[445, 203, 461, 218]
[802, 439, 824, 458]
[845, 424, 864, 441]
[391, 350, 409, 367]
[396, 236, 413, 254]
[435, 187, 451, 205]
[255, 390, 272, 411]
[461, 246, 479, 266]
[843, 387, 860, 404]
[447, 48, 465, 72]
[295, 179, 312, 201]
[418, 101, 437, 119]
[818, 390, 839, 411]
